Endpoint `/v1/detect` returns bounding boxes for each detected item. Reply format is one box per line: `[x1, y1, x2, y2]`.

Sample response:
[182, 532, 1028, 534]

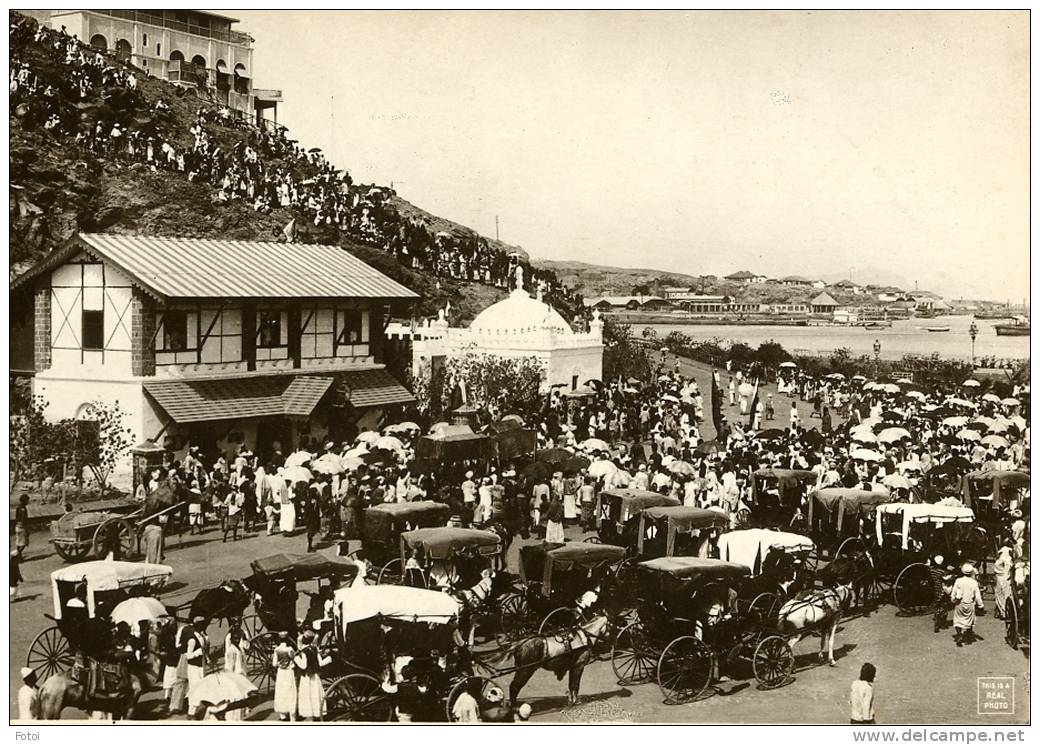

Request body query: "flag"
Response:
[282, 218, 297, 243]
[711, 371, 726, 445]
[747, 379, 760, 430]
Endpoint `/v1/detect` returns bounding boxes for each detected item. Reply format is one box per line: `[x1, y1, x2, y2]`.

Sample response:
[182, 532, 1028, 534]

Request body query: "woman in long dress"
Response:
[544, 496, 566, 544]
[294, 630, 330, 721]
[279, 473, 296, 534]
[271, 633, 297, 721]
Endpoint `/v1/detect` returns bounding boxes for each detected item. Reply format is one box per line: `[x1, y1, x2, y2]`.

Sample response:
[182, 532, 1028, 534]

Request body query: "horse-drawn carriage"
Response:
[634, 506, 729, 561]
[516, 542, 627, 635]
[26, 560, 174, 719]
[322, 584, 495, 721]
[750, 468, 818, 527]
[717, 528, 817, 622]
[239, 552, 361, 691]
[347, 501, 452, 581]
[608, 556, 799, 701]
[49, 486, 185, 562]
[1005, 558, 1030, 651]
[807, 487, 891, 558]
[870, 502, 982, 614]
[587, 489, 679, 546]
[961, 470, 1029, 550]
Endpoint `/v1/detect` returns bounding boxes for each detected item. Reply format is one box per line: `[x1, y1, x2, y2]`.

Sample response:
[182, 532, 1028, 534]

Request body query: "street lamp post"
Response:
[873, 339, 881, 377]
[969, 321, 978, 366]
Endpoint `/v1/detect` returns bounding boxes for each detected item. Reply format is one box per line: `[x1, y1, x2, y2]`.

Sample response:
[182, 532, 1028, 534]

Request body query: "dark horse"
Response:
[189, 579, 253, 626]
[508, 612, 616, 706]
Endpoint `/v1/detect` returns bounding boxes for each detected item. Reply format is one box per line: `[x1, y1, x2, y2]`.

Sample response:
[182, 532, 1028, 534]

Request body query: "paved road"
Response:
[10, 517, 1028, 724]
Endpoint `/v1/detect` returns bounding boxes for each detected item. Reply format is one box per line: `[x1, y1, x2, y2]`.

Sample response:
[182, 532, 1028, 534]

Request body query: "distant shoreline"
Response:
[604, 311, 813, 326]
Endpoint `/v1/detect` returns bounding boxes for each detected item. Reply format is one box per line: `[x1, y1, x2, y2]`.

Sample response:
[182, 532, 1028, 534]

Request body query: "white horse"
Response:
[777, 583, 852, 667]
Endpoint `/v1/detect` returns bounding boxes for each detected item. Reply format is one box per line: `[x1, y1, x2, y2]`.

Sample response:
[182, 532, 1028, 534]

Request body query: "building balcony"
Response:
[61, 10, 255, 46]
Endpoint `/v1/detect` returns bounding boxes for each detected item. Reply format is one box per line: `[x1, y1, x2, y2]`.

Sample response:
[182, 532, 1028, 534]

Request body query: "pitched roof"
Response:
[810, 292, 839, 306]
[12, 233, 418, 302]
[341, 368, 416, 408]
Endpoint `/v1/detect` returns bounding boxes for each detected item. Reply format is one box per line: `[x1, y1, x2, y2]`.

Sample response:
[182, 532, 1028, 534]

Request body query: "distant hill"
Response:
[534, 260, 701, 296]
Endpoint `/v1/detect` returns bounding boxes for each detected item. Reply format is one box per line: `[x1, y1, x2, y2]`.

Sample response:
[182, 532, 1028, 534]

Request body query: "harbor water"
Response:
[630, 314, 1029, 362]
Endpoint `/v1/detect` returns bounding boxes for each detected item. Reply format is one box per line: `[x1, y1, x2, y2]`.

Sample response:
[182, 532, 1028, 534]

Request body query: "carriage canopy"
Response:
[49, 560, 173, 619]
[808, 487, 891, 529]
[717, 528, 814, 576]
[332, 585, 459, 629]
[637, 506, 729, 556]
[636, 556, 751, 583]
[248, 553, 360, 583]
[598, 489, 679, 524]
[519, 542, 626, 597]
[362, 501, 452, 543]
[751, 468, 818, 503]
[961, 470, 1030, 509]
[874, 502, 976, 550]
[399, 527, 502, 562]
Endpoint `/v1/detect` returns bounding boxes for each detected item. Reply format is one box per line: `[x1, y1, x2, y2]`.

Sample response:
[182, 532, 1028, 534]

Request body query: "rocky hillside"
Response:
[8, 11, 576, 322]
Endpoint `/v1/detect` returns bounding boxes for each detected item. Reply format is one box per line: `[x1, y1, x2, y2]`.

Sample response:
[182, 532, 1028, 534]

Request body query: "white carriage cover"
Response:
[874, 503, 975, 550]
[49, 560, 173, 619]
[333, 585, 459, 632]
[717, 528, 814, 576]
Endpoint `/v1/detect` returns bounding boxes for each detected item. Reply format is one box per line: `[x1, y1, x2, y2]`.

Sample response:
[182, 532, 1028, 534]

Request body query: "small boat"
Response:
[974, 311, 1013, 320]
[995, 316, 1030, 336]
[862, 321, 890, 330]
[926, 326, 951, 333]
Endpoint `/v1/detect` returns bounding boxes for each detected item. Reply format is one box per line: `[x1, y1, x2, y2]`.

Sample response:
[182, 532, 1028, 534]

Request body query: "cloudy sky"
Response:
[236, 10, 1028, 300]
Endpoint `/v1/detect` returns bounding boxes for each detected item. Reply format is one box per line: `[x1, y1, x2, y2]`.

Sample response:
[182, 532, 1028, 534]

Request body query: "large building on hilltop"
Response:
[46, 10, 282, 126]
[11, 234, 417, 488]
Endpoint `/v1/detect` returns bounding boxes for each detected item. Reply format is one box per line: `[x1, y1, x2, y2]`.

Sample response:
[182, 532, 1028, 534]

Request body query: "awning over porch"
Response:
[144, 369, 413, 424]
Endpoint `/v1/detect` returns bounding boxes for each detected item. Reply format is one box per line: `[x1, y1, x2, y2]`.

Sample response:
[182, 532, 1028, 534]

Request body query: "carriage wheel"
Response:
[735, 509, 751, 529]
[611, 621, 656, 686]
[893, 563, 935, 615]
[752, 635, 794, 689]
[445, 676, 499, 721]
[244, 631, 277, 693]
[749, 592, 781, 626]
[801, 546, 820, 584]
[1005, 598, 1019, 650]
[93, 517, 138, 559]
[53, 540, 92, 563]
[493, 593, 533, 647]
[26, 626, 74, 685]
[538, 606, 582, 636]
[377, 559, 427, 587]
[581, 534, 602, 544]
[237, 613, 265, 640]
[656, 636, 713, 704]
[325, 673, 393, 722]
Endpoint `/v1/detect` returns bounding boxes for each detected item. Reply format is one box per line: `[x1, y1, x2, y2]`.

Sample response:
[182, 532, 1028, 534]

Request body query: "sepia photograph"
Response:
[7, 8, 1030, 729]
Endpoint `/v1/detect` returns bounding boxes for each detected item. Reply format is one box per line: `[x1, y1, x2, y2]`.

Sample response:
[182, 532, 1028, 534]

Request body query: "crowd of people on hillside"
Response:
[9, 13, 585, 323]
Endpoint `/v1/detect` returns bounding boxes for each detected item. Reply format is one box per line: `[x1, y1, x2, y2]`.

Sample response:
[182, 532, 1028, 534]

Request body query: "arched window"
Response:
[115, 38, 131, 62]
[215, 59, 227, 73]
[234, 62, 247, 76]
[89, 34, 107, 51]
[169, 50, 185, 62]
[191, 54, 206, 68]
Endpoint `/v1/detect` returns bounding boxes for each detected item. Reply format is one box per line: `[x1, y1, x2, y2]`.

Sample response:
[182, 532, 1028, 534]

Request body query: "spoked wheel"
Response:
[325, 673, 393, 722]
[893, 563, 935, 615]
[237, 613, 265, 640]
[376, 559, 402, 585]
[801, 547, 820, 585]
[493, 593, 534, 647]
[1005, 598, 1020, 650]
[834, 536, 868, 562]
[752, 635, 794, 689]
[538, 606, 582, 636]
[748, 592, 781, 626]
[581, 534, 602, 544]
[25, 626, 74, 684]
[656, 636, 713, 704]
[244, 631, 277, 692]
[611, 621, 656, 686]
[734, 509, 751, 529]
[53, 541, 92, 563]
[445, 676, 500, 721]
[93, 517, 138, 559]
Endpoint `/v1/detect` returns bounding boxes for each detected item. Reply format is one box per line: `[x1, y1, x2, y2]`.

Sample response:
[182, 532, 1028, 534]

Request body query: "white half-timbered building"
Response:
[11, 233, 418, 487]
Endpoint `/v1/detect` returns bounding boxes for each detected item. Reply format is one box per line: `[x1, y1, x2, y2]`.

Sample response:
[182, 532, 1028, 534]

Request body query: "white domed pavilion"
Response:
[388, 266, 603, 394]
